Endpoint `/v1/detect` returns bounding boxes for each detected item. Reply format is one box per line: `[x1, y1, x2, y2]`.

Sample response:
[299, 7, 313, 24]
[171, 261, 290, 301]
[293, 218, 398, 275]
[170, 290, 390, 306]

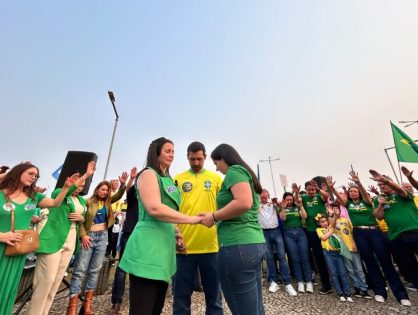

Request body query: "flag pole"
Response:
[384, 148, 400, 184]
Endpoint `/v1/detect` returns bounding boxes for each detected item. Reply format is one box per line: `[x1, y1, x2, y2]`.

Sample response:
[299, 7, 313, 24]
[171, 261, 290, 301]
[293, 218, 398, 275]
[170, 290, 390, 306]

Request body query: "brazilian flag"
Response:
[391, 122, 418, 163]
[329, 234, 352, 260]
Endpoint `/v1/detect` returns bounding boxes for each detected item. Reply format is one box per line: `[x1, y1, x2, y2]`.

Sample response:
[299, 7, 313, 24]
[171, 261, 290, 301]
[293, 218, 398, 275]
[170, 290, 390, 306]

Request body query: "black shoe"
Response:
[193, 284, 204, 292]
[361, 290, 372, 299]
[319, 286, 333, 295]
[354, 288, 362, 298]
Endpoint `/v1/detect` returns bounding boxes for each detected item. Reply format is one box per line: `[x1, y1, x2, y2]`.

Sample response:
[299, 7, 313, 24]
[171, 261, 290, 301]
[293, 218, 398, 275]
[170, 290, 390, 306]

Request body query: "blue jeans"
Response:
[353, 228, 408, 301]
[217, 243, 266, 315]
[173, 253, 223, 315]
[263, 228, 291, 285]
[343, 251, 368, 291]
[323, 250, 351, 296]
[69, 230, 108, 295]
[306, 230, 331, 288]
[284, 227, 312, 283]
[111, 231, 131, 304]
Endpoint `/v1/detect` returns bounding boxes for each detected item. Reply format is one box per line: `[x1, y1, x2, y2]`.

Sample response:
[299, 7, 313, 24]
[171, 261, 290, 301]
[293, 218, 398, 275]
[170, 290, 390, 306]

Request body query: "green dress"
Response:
[119, 168, 181, 283]
[0, 191, 45, 315]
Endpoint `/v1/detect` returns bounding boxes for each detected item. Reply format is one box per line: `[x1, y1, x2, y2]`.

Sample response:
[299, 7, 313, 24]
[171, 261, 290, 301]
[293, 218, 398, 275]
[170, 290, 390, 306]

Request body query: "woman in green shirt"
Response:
[0, 162, 74, 315]
[119, 137, 202, 315]
[200, 143, 266, 315]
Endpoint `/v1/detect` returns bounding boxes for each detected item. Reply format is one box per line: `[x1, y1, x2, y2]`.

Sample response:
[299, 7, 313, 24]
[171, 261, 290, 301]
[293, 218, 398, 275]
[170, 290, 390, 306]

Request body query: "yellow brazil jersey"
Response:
[111, 191, 122, 213]
[174, 169, 222, 254]
[316, 227, 337, 251]
[335, 218, 356, 251]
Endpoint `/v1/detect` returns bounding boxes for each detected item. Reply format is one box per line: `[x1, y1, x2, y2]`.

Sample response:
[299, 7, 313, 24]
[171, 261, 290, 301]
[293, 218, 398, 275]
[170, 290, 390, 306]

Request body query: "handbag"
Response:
[5, 206, 39, 256]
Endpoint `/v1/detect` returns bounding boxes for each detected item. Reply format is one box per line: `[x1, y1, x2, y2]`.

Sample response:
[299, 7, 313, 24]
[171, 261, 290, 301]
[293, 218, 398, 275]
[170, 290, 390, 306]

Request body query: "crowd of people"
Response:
[0, 138, 417, 315]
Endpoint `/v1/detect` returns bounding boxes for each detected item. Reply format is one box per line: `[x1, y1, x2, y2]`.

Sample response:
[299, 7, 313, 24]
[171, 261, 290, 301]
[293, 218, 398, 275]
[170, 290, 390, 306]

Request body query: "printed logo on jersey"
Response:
[343, 228, 350, 235]
[24, 203, 37, 211]
[166, 185, 178, 194]
[204, 180, 212, 190]
[182, 182, 193, 192]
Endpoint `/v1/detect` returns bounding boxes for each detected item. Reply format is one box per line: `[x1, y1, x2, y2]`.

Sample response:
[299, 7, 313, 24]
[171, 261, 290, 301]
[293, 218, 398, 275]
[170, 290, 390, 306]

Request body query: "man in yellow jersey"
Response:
[173, 142, 224, 315]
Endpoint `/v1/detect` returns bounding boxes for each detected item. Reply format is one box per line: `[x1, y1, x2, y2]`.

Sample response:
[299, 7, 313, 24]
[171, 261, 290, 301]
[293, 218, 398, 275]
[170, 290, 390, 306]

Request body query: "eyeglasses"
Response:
[26, 171, 40, 179]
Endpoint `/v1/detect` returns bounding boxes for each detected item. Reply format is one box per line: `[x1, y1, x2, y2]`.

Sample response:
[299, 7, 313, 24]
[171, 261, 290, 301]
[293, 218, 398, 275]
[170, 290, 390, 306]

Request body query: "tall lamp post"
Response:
[103, 91, 119, 180]
[259, 156, 280, 197]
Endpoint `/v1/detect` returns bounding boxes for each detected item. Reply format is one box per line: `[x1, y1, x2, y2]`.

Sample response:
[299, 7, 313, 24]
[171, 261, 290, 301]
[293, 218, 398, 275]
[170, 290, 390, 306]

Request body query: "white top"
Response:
[258, 202, 279, 229]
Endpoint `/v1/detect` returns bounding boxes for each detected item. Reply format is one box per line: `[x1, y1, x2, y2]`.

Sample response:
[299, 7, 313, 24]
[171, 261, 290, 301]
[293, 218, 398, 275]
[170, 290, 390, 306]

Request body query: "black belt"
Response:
[263, 227, 279, 231]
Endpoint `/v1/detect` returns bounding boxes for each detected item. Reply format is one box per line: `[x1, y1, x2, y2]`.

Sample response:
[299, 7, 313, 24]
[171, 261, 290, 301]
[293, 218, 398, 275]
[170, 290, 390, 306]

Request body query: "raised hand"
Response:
[291, 183, 300, 194]
[64, 173, 80, 188]
[326, 176, 335, 188]
[130, 167, 138, 179]
[279, 199, 287, 209]
[294, 198, 302, 207]
[348, 170, 360, 184]
[347, 182, 356, 189]
[86, 161, 96, 176]
[368, 185, 379, 195]
[369, 170, 386, 183]
[401, 166, 413, 178]
[119, 171, 129, 185]
[378, 196, 387, 206]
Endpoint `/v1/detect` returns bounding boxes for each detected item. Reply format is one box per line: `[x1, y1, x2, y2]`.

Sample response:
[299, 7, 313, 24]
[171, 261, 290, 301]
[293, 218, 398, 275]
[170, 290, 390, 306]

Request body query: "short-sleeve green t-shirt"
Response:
[374, 193, 418, 240]
[283, 206, 303, 228]
[346, 199, 377, 227]
[301, 194, 327, 232]
[216, 165, 265, 247]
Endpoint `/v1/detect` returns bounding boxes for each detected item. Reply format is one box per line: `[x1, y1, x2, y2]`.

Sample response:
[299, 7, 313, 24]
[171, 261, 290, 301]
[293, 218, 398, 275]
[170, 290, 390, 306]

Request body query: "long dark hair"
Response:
[145, 137, 174, 176]
[0, 163, 39, 200]
[210, 144, 262, 194]
[282, 192, 295, 207]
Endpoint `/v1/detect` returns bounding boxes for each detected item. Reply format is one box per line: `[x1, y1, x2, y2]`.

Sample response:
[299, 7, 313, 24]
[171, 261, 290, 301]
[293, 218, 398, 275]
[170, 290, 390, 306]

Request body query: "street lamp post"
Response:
[103, 91, 119, 180]
[259, 156, 280, 197]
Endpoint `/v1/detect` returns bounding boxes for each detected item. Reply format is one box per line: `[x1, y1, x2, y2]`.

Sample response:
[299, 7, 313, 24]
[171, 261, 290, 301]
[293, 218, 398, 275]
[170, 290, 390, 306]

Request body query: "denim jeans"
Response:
[343, 251, 368, 291]
[173, 253, 223, 315]
[217, 243, 266, 315]
[263, 228, 291, 285]
[69, 230, 108, 295]
[323, 250, 351, 296]
[111, 231, 131, 304]
[283, 227, 312, 283]
[353, 228, 408, 301]
[306, 230, 331, 288]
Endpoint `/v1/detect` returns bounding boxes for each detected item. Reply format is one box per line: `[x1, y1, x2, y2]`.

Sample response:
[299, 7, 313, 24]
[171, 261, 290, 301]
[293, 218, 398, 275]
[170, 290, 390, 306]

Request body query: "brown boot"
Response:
[82, 290, 95, 315]
[66, 294, 78, 315]
[111, 303, 121, 315]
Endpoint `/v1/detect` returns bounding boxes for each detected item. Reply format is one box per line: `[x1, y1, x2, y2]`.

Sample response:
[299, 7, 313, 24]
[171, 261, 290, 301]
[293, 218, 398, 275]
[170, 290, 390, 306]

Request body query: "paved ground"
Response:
[15, 273, 418, 315]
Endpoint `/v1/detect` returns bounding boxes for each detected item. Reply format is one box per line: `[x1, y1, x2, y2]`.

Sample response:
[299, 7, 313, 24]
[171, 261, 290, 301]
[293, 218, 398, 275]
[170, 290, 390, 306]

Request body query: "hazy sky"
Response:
[2, 1, 417, 197]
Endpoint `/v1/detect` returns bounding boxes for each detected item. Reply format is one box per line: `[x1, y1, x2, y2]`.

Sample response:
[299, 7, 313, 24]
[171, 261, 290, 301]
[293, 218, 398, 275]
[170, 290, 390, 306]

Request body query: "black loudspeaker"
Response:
[55, 151, 98, 196]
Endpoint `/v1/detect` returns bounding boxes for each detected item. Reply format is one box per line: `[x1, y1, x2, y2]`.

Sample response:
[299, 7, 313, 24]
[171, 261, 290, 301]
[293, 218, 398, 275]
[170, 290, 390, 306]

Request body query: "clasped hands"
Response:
[187, 212, 218, 228]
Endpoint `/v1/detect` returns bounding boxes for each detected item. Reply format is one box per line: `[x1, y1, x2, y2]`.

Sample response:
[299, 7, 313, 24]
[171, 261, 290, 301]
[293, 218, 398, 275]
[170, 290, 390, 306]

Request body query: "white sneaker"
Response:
[346, 296, 354, 303]
[268, 281, 280, 293]
[339, 295, 346, 302]
[400, 299, 411, 307]
[374, 295, 385, 303]
[297, 282, 305, 293]
[306, 282, 314, 293]
[285, 284, 297, 296]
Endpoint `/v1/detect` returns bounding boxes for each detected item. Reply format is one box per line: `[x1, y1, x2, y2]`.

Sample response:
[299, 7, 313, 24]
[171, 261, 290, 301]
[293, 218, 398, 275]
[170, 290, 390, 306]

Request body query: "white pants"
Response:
[30, 227, 76, 315]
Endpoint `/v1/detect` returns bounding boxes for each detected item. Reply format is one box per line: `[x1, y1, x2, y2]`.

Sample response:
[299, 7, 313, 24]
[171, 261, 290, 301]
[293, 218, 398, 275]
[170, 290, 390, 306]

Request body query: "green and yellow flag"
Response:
[391, 122, 418, 163]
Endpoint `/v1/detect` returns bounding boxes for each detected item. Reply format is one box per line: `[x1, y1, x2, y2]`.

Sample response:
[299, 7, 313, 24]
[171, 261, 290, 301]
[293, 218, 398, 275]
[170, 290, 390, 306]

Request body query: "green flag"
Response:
[391, 122, 418, 163]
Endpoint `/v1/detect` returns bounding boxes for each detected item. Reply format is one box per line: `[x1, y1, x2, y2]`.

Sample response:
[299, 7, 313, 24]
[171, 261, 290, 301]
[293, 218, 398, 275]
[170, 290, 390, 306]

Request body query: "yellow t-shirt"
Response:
[335, 218, 356, 251]
[111, 191, 122, 213]
[316, 227, 337, 251]
[174, 169, 222, 254]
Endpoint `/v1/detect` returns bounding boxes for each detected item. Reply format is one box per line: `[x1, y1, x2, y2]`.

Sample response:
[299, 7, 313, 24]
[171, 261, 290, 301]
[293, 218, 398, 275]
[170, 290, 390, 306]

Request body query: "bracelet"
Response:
[212, 213, 218, 223]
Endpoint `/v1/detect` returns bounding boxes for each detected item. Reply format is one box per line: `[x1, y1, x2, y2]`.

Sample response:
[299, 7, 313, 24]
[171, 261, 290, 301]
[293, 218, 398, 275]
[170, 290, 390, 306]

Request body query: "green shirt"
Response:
[374, 193, 418, 240]
[346, 199, 377, 227]
[37, 185, 85, 254]
[283, 206, 303, 228]
[301, 194, 327, 232]
[119, 168, 181, 283]
[216, 165, 265, 247]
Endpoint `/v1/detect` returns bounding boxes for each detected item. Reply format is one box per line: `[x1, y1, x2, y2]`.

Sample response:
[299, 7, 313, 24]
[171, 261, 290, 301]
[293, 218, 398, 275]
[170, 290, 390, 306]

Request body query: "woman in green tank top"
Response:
[119, 137, 202, 315]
